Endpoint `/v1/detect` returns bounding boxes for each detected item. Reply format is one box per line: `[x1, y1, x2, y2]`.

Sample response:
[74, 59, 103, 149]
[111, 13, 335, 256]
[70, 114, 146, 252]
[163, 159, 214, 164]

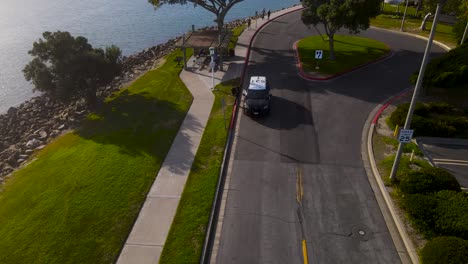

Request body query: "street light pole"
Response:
[400, 0, 411, 31]
[462, 21, 468, 45]
[389, 1, 444, 181]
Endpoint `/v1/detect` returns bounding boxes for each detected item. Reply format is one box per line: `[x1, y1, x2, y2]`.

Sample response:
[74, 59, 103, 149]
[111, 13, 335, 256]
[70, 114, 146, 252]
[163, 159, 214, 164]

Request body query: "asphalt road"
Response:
[421, 142, 468, 187]
[216, 11, 445, 264]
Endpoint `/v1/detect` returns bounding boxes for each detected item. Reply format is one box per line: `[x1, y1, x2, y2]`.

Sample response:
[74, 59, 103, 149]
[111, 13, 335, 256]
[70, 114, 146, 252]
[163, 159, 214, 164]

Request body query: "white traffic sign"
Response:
[315, 50, 323, 59]
[398, 129, 414, 143]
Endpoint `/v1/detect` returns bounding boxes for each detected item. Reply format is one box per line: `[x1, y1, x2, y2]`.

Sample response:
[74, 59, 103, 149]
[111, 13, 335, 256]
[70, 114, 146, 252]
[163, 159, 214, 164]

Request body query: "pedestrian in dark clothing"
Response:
[262, 8, 265, 19]
[247, 17, 251, 28]
[255, 11, 258, 18]
[267, 10, 271, 20]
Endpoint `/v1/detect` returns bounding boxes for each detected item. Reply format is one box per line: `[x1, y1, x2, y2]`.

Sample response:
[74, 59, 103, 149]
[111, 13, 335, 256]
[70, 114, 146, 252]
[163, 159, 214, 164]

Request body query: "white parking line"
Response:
[433, 158, 468, 166]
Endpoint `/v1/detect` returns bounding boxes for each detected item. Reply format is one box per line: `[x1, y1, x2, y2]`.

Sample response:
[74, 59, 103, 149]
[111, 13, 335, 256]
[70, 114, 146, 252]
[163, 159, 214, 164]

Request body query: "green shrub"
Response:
[421, 236, 468, 264]
[400, 167, 461, 194]
[426, 102, 456, 115]
[402, 193, 438, 235]
[423, 43, 468, 89]
[389, 102, 428, 127]
[434, 190, 468, 239]
[390, 101, 468, 138]
[402, 190, 468, 238]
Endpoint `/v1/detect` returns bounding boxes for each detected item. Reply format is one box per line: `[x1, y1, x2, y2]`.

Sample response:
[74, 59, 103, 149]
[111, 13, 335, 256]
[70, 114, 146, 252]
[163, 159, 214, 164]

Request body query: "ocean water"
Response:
[0, 0, 299, 113]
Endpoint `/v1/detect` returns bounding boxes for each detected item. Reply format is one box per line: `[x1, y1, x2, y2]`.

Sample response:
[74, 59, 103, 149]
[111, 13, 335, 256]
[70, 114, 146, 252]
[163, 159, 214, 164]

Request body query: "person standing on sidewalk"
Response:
[247, 17, 251, 28]
[262, 8, 265, 19]
[267, 9, 271, 20]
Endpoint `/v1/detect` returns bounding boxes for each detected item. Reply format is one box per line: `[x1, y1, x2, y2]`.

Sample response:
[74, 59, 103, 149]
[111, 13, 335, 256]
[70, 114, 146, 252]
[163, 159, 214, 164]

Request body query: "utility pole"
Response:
[400, 0, 411, 31]
[389, 0, 445, 181]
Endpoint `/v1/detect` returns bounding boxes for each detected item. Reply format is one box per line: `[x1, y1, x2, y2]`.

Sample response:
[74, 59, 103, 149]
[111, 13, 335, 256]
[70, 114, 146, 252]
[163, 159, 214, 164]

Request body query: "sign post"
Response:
[315, 50, 323, 69]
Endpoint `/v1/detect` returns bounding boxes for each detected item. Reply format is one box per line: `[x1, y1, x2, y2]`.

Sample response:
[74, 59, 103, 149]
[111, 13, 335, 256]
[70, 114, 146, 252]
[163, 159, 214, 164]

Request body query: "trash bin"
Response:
[229, 49, 235, 57]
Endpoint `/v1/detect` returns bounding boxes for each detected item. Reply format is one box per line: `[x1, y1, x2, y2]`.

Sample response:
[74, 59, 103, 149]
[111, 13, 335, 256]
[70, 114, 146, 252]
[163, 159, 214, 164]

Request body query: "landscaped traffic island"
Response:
[296, 35, 390, 78]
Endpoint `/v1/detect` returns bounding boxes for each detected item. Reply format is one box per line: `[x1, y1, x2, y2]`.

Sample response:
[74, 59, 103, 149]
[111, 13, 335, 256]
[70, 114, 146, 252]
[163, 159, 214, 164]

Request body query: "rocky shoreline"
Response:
[0, 19, 245, 184]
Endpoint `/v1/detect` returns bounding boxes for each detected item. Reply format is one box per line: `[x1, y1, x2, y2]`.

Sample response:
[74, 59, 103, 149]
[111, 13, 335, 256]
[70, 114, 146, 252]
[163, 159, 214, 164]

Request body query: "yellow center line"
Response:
[296, 168, 300, 203]
[302, 239, 309, 264]
[296, 167, 304, 203]
[299, 168, 304, 202]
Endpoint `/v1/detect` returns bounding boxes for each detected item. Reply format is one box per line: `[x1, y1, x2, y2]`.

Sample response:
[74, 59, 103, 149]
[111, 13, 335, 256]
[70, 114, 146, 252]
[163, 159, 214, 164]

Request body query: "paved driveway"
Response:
[418, 138, 468, 188]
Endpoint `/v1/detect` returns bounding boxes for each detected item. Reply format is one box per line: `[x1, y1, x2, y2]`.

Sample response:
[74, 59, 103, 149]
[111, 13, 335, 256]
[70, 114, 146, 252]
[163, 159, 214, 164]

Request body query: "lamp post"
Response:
[209, 47, 215, 90]
[389, 0, 445, 180]
[400, 0, 411, 31]
[462, 21, 468, 45]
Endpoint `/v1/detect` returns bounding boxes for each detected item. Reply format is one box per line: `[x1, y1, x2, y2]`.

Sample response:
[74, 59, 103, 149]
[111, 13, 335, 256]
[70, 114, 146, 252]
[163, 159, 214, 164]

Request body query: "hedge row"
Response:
[403, 190, 468, 239]
[397, 167, 467, 262]
[389, 102, 468, 138]
[400, 167, 461, 194]
[421, 236, 468, 264]
[418, 43, 468, 89]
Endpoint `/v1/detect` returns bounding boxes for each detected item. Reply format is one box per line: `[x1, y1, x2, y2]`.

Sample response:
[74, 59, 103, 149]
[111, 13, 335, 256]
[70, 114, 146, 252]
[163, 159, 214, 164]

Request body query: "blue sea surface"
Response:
[0, 0, 300, 113]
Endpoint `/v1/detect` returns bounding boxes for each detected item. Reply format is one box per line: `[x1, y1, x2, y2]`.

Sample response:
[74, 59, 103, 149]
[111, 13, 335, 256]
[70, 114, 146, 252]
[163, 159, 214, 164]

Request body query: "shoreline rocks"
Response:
[0, 19, 246, 183]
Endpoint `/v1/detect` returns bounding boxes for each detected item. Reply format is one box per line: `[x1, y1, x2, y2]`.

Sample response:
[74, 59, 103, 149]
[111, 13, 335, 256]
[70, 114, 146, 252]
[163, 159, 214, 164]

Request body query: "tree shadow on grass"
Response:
[77, 90, 195, 172]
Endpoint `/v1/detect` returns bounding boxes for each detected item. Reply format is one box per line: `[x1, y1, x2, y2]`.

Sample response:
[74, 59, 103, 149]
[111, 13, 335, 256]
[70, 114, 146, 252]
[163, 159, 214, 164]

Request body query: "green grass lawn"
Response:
[381, 3, 419, 16]
[228, 24, 247, 51]
[371, 14, 457, 47]
[0, 50, 193, 264]
[159, 78, 238, 263]
[297, 35, 390, 75]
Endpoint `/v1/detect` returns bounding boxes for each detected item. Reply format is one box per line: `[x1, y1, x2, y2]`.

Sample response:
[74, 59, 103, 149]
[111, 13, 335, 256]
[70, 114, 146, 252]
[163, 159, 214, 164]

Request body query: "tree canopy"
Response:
[148, 0, 243, 30]
[301, 0, 380, 60]
[23, 31, 122, 106]
[420, 0, 464, 15]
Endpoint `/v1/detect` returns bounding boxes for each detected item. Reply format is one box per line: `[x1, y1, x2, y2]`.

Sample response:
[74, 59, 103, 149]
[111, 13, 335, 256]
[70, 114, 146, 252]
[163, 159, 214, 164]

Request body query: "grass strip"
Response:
[371, 15, 457, 47]
[297, 35, 390, 75]
[381, 136, 424, 156]
[0, 50, 192, 264]
[228, 24, 247, 51]
[159, 78, 238, 263]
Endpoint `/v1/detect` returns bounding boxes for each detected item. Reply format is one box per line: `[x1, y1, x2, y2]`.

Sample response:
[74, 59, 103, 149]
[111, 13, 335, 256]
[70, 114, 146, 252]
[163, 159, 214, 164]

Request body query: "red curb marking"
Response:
[229, 99, 237, 130]
[372, 89, 412, 124]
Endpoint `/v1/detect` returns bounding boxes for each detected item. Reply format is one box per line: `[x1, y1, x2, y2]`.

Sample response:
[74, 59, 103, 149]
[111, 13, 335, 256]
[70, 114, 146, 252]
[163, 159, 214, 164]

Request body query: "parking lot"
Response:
[418, 138, 468, 189]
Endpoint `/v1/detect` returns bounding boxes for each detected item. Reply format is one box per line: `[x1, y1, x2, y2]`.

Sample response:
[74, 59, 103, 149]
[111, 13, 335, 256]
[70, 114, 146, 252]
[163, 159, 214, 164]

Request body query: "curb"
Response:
[199, 5, 305, 264]
[363, 90, 420, 264]
[293, 39, 393, 81]
[372, 87, 413, 124]
[369, 26, 453, 51]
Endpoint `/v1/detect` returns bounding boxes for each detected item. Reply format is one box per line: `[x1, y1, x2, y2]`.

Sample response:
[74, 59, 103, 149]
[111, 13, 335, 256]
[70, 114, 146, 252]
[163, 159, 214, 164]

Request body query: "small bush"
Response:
[434, 190, 468, 239]
[389, 102, 428, 127]
[402, 193, 438, 235]
[420, 236, 468, 264]
[399, 167, 461, 194]
[426, 102, 456, 115]
[423, 43, 468, 89]
[402, 190, 468, 238]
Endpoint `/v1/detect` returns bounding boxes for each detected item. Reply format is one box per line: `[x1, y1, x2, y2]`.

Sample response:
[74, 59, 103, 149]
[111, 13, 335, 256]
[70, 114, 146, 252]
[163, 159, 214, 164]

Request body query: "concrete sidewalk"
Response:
[116, 5, 303, 264]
